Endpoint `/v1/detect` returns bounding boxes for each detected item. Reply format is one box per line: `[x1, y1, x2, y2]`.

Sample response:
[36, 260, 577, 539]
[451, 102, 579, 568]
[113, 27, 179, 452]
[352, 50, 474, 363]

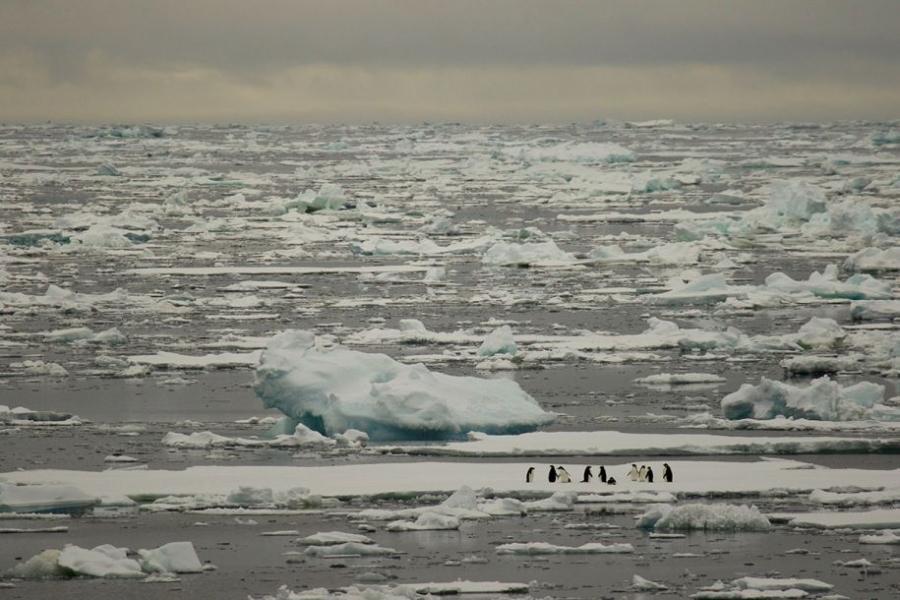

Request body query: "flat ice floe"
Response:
[396, 430, 900, 457]
[3, 458, 898, 502]
[495, 541, 634, 554]
[253, 330, 553, 440]
[636, 503, 771, 531]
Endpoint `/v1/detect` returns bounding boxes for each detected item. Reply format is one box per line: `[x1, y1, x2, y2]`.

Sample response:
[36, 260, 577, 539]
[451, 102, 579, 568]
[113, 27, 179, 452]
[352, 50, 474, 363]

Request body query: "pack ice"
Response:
[253, 331, 553, 440]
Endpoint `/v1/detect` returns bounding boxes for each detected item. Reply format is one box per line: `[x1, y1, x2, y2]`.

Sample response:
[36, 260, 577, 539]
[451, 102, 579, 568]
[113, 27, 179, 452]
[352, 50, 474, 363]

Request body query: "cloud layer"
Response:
[2, 1, 898, 122]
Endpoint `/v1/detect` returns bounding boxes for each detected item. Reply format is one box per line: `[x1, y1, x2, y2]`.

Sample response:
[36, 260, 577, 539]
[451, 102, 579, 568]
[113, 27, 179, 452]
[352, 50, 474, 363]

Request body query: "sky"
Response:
[1, 0, 898, 124]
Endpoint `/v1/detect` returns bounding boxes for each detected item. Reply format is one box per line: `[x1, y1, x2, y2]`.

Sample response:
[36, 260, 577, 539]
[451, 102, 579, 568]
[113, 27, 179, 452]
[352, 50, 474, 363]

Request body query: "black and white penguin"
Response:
[645, 466, 654, 483]
[548, 465, 558, 483]
[581, 466, 592, 483]
[663, 463, 673, 483]
[557, 466, 571, 483]
[598, 466, 607, 483]
[526, 467, 535, 483]
[607, 477, 617, 485]
[638, 465, 647, 481]
[627, 464, 640, 481]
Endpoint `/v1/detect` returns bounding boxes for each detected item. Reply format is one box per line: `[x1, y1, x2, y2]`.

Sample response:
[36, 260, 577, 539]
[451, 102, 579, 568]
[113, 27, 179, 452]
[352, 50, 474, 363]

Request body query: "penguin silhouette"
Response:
[598, 466, 607, 483]
[581, 466, 592, 483]
[548, 465, 557, 483]
[526, 467, 535, 483]
[663, 463, 673, 483]
[627, 464, 640, 481]
[557, 466, 571, 483]
[607, 477, 617, 485]
[645, 466, 654, 483]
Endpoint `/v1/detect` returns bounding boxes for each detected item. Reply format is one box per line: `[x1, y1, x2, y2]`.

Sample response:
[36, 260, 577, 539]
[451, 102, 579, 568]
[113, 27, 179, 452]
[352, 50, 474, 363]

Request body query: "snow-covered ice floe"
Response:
[250, 580, 530, 600]
[0, 483, 98, 513]
[774, 508, 900, 530]
[253, 330, 553, 440]
[692, 575, 833, 599]
[495, 541, 634, 555]
[2, 459, 898, 503]
[395, 430, 900, 457]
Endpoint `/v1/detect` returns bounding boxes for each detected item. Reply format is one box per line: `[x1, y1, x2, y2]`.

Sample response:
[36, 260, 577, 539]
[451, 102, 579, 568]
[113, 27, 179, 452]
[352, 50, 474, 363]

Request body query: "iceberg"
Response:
[721, 376, 896, 422]
[478, 325, 517, 356]
[254, 331, 554, 440]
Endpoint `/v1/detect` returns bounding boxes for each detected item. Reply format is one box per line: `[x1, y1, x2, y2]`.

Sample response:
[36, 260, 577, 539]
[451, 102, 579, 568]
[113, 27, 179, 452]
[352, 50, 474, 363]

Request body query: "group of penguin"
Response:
[526, 463, 673, 484]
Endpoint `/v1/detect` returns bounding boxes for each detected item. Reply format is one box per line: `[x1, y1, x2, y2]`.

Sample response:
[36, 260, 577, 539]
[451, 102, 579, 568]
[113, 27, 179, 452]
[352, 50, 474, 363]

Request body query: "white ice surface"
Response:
[3, 459, 898, 502]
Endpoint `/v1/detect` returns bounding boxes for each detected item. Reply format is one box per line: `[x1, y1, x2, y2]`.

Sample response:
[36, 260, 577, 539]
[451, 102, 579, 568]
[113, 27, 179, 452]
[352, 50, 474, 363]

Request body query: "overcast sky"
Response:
[2, 0, 898, 123]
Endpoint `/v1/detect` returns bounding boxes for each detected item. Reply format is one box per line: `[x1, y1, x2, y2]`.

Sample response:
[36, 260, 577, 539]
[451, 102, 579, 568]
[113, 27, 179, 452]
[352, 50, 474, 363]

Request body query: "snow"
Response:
[637, 503, 771, 531]
[495, 541, 634, 555]
[253, 330, 553, 440]
[721, 376, 896, 422]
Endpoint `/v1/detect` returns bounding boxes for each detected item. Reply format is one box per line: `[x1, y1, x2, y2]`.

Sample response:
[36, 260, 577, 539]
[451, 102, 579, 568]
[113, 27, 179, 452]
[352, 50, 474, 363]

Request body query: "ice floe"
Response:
[254, 330, 553, 440]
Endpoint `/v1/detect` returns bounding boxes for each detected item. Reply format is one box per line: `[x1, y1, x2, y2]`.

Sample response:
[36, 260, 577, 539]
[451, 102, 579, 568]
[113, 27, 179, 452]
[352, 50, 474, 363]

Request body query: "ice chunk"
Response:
[635, 373, 726, 385]
[137, 542, 202, 574]
[386, 511, 460, 531]
[844, 247, 900, 272]
[297, 531, 374, 546]
[859, 530, 900, 544]
[506, 141, 634, 164]
[6, 549, 67, 579]
[495, 541, 634, 554]
[57, 544, 144, 578]
[0, 483, 98, 513]
[304, 542, 402, 557]
[482, 240, 576, 266]
[721, 376, 894, 422]
[633, 574, 668, 590]
[637, 503, 770, 531]
[764, 265, 891, 300]
[478, 325, 517, 356]
[254, 331, 553, 440]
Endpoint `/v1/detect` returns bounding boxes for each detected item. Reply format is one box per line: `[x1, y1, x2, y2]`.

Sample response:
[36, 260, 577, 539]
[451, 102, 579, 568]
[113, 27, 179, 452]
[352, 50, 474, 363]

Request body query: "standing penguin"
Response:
[557, 466, 571, 483]
[638, 465, 647, 481]
[627, 464, 640, 481]
[663, 463, 673, 483]
[581, 466, 593, 483]
[598, 466, 607, 483]
[645, 466, 654, 483]
[526, 467, 535, 483]
[548, 465, 558, 483]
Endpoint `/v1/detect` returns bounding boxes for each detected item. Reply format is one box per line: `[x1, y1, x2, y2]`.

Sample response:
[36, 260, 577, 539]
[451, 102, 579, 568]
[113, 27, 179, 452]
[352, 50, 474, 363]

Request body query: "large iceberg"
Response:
[721, 376, 897, 422]
[254, 331, 553, 440]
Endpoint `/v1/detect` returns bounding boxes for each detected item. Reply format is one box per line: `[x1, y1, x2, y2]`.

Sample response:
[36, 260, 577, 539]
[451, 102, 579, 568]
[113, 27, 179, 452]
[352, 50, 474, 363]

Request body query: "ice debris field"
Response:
[0, 121, 899, 598]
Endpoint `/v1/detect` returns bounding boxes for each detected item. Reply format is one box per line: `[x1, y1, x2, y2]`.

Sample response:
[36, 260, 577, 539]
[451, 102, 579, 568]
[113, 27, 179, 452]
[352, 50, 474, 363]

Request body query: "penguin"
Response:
[526, 467, 535, 483]
[663, 463, 673, 483]
[627, 464, 640, 481]
[581, 466, 592, 483]
[607, 477, 617, 485]
[639, 465, 647, 481]
[557, 466, 571, 483]
[548, 465, 557, 483]
[645, 466, 654, 483]
[598, 466, 607, 483]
